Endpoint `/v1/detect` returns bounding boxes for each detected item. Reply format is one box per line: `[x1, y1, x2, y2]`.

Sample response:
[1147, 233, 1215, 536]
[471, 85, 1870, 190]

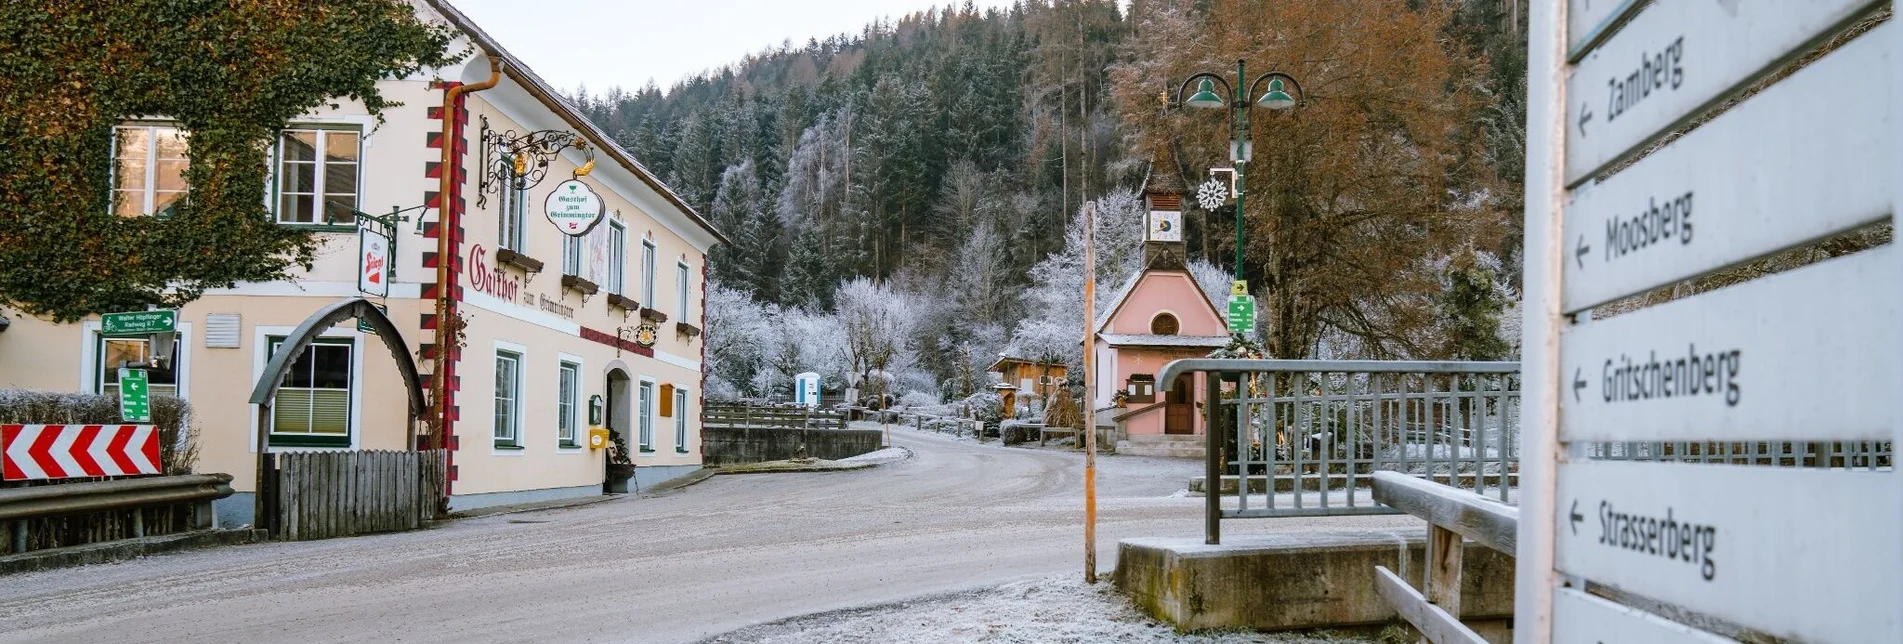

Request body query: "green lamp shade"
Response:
[1184, 78, 1226, 109]
[1258, 78, 1297, 110]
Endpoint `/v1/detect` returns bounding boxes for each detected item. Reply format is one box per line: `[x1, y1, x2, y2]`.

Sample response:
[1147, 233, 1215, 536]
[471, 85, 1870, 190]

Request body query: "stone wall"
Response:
[701, 427, 885, 466]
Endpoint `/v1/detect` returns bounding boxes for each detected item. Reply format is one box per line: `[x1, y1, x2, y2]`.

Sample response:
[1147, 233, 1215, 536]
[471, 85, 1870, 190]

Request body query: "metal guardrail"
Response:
[1157, 358, 1894, 545]
[1159, 359, 1521, 544]
[0, 474, 233, 553]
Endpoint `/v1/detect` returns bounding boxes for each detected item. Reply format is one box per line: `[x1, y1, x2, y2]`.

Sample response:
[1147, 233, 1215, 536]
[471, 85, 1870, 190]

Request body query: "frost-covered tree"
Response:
[835, 277, 919, 403]
[703, 280, 772, 399]
[760, 306, 845, 398]
[1009, 193, 1146, 367]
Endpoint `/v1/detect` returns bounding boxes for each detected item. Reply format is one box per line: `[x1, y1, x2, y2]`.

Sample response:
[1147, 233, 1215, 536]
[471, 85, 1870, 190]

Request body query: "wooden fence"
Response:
[271, 450, 447, 541]
[703, 403, 846, 430]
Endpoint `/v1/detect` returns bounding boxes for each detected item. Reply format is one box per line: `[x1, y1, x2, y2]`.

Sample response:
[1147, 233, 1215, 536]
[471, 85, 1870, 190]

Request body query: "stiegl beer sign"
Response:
[546, 180, 606, 236]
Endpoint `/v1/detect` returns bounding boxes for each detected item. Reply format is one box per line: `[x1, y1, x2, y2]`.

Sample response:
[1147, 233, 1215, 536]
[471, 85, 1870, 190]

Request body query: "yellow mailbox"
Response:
[587, 428, 610, 450]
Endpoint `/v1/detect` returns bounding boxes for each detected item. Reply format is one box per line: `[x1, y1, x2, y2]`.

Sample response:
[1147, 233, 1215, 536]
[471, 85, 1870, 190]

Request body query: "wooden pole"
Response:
[1082, 200, 1098, 584]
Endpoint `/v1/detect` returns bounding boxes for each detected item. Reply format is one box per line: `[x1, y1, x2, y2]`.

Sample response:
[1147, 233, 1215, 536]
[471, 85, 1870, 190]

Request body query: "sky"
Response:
[449, 0, 1024, 96]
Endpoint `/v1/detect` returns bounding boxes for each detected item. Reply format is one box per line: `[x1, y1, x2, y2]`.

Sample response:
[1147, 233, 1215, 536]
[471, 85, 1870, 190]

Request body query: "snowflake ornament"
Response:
[1195, 177, 1229, 211]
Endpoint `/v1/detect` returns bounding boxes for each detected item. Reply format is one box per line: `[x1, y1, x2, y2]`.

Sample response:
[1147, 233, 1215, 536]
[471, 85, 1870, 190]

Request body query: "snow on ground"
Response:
[840, 446, 913, 465]
[697, 574, 1394, 644]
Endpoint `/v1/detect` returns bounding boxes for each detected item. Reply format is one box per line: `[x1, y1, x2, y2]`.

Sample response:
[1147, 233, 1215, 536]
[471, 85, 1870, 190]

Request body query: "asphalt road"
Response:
[0, 427, 1413, 644]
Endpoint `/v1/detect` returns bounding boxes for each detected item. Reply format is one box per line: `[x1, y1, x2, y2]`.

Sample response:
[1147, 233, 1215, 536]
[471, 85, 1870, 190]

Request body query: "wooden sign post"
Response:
[1519, 1, 1900, 641]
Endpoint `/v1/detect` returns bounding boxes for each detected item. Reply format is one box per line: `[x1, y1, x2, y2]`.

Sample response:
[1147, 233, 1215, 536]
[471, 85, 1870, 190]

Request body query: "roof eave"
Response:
[421, 0, 730, 247]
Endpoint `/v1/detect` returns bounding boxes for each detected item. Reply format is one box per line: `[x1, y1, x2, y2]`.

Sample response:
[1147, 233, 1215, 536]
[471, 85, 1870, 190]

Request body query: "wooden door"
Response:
[1164, 377, 1192, 434]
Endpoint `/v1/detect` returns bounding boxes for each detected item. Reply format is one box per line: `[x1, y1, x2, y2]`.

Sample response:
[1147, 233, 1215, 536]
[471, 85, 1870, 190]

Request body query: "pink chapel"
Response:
[1093, 146, 1228, 455]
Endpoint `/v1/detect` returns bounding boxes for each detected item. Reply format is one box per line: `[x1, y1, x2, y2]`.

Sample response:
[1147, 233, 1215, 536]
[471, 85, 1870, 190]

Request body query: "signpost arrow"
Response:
[1577, 103, 1592, 137]
[1570, 499, 1584, 535]
[1572, 367, 1586, 403]
[1574, 235, 1590, 269]
[118, 368, 151, 423]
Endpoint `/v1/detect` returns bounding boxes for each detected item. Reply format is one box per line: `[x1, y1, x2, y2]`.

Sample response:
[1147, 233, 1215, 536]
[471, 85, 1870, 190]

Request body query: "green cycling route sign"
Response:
[102, 310, 177, 336]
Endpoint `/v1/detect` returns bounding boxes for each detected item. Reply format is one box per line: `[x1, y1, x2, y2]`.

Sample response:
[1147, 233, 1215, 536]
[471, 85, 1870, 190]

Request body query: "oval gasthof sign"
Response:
[545, 179, 606, 237]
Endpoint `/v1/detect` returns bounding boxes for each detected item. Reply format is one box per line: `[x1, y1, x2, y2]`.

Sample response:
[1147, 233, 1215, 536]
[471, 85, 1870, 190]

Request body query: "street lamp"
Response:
[1170, 60, 1305, 337]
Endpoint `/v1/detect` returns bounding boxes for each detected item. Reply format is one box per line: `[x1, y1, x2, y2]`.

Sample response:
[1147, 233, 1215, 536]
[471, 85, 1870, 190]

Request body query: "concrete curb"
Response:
[640, 467, 718, 495]
[450, 493, 627, 519]
[713, 446, 916, 475]
[0, 528, 266, 576]
[716, 460, 878, 474]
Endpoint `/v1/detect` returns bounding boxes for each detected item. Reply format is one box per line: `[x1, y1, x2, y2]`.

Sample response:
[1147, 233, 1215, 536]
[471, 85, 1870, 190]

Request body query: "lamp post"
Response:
[1172, 60, 1305, 338]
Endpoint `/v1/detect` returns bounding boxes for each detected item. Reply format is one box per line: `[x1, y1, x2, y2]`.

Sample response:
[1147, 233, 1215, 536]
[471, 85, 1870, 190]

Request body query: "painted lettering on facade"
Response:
[538, 293, 574, 318]
[467, 244, 520, 302]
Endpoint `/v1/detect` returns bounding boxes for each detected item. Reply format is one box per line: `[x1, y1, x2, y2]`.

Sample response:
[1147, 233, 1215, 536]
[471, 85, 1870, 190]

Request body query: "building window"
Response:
[673, 388, 689, 453]
[637, 380, 654, 452]
[641, 240, 657, 306]
[267, 337, 353, 447]
[274, 128, 361, 225]
[111, 124, 189, 217]
[677, 262, 690, 320]
[607, 222, 626, 296]
[1151, 312, 1180, 335]
[494, 351, 522, 447]
[95, 336, 181, 398]
[561, 234, 583, 276]
[557, 361, 580, 447]
[499, 184, 527, 251]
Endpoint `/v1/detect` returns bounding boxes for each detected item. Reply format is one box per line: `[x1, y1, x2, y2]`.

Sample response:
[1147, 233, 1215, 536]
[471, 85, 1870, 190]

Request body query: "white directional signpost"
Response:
[1561, 247, 1896, 442]
[1563, 0, 1885, 185]
[1522, 2, 1899, 642]
[1561, 26, 1894, 311]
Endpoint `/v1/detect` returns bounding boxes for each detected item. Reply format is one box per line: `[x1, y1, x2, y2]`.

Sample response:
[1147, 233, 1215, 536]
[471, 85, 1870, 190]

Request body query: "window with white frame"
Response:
[637, 380, 654, 452]
[499, 184, 527, 251]
[607, 222, 626, 295]
[677, 262, 691, 320]
[561, 234, 583, 276]
[641, 240, 656, 306]
[673, 388, 689, 453]
[274, 127, 361, 225]
[95, 336, 181, 398]
[267, 337, 353, 448]
[557, 361, 580, 447]
[111, 124, 189, 217]
[494, 351, 522, 447]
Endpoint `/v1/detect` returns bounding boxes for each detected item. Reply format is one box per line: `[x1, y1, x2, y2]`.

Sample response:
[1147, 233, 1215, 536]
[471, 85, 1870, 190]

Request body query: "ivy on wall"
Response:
[0, 1, 460, 322]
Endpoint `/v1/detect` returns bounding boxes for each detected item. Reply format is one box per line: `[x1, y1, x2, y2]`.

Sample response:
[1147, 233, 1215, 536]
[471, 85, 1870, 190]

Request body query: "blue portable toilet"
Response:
[795, 372, 821, 408]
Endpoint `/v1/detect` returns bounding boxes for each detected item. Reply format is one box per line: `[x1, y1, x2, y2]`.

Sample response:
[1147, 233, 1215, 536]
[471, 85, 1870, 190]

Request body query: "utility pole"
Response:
[1081, 200, 1098, 584]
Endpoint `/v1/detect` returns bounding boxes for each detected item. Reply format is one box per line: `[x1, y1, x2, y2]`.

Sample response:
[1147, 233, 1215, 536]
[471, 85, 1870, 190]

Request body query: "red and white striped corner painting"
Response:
[1, 424, 160, 481]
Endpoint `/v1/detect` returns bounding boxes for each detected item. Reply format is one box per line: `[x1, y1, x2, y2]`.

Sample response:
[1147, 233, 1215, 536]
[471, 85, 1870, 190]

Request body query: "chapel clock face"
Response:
[1148, 211, 1183, 242]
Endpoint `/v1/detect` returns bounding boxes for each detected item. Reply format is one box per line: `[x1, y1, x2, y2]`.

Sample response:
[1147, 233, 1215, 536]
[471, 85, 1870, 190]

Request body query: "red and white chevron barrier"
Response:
[1, 424, 160, 481]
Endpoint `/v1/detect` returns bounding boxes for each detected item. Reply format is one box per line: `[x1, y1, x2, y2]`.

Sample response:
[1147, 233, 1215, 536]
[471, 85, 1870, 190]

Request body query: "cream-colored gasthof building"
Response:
[0, 1, 725, 525]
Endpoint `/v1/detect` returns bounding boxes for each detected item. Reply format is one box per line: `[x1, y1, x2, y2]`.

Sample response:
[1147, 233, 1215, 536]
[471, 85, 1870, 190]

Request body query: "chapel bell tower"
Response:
[1142, 143, 1188, 270]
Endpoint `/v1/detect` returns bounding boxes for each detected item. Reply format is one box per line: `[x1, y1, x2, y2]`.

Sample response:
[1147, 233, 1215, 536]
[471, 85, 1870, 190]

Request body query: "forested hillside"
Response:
[572, 0, 1529, 403]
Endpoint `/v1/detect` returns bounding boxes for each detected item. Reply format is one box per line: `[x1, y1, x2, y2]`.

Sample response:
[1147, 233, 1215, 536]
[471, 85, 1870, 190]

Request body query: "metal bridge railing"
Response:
[1158, 358, 1895, 545]
[1159, 359, 1521, 544]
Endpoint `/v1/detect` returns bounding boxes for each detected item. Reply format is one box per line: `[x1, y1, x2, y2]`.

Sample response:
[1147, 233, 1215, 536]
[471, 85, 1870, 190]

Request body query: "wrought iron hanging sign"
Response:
[476, 115, 595, 209]
[545, 179, 605, 236]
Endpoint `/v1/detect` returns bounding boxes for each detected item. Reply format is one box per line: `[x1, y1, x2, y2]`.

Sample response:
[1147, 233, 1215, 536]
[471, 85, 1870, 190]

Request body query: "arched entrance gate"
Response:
[246, 298, 442, 538]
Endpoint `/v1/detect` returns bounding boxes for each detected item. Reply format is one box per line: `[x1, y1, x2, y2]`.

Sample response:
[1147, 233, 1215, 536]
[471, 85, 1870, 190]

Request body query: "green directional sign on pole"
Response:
[1227, 295, 1255, 335]
[102, 310, 177, 336]
[117, 368, 152, 423]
